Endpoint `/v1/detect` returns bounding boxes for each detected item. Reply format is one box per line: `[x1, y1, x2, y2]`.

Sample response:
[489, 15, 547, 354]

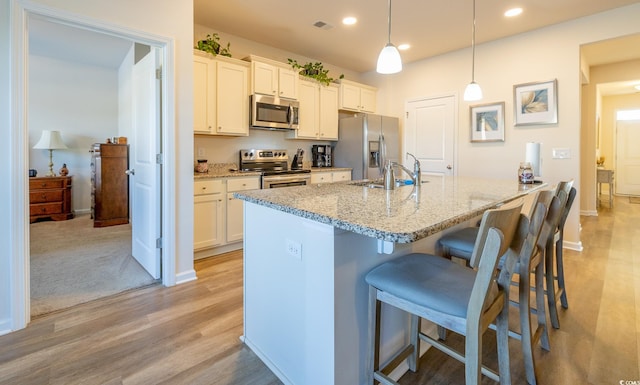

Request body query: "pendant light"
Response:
[463, 0, 483, 101]
[376, 0, 402, 74]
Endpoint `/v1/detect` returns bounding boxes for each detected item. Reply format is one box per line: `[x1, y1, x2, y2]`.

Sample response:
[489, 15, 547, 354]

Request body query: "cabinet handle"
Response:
[41, 194, 46, 199]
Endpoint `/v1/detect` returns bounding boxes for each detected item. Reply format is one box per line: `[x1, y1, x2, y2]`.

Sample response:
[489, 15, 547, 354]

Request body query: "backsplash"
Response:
[194, 128, 334, 165]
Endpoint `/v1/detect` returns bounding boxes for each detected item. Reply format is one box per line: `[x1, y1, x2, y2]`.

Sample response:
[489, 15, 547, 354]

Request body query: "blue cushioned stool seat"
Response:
[366, 253, 491, 319]
[438, 227, 479, 262]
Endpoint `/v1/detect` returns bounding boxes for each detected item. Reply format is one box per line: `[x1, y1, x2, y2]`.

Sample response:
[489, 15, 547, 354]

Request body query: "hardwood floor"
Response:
[0, 195, 637, 384]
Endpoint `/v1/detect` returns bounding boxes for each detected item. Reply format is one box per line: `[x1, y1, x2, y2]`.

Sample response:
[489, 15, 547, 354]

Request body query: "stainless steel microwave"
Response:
[250, 94, 299, 130]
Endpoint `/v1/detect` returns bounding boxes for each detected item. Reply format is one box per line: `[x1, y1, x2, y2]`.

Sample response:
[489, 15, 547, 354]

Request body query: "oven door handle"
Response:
[263, 175, 310, 183]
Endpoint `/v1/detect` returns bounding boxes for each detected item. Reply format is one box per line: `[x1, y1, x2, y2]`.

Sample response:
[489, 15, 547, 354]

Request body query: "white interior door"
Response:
[615, 119, 640, 195]
[131, 48, 161, 278]
[405, 95, 456, 176]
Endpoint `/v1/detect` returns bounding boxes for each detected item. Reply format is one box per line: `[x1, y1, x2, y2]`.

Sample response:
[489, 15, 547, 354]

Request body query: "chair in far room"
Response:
[365, 198, 523, 385]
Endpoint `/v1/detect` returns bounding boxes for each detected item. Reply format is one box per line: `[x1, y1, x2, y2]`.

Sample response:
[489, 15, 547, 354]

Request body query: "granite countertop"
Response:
[234, 175, 547, 243]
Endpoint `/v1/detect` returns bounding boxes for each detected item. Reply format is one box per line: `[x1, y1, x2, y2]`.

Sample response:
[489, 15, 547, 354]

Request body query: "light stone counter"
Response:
[235, 175, 545, 243]
[237, 175, 547, 385]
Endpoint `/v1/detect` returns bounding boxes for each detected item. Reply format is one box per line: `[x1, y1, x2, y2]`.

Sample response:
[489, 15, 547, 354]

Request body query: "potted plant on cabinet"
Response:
[195, 33, 232, 57]
[287, 59, 344, 86]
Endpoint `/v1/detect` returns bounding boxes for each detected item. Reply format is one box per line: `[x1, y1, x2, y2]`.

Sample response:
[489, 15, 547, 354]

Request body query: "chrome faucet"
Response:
[406, 152, 422, 185]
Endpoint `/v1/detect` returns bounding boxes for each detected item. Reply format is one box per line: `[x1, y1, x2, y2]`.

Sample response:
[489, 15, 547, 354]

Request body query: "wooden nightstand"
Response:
[29, 176, 74, 223]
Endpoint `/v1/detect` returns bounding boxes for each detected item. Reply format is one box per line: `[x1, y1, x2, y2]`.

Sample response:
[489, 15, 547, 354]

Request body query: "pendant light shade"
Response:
[376, 0, 402, 74]
[464, 81, 483, 101]
[463, 0, 482, 101]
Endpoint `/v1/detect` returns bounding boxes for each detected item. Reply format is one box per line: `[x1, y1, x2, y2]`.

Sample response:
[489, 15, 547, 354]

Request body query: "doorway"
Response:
[405, 95, 456, 175]
[615, 112, 640, 196]
[24, 12, 164, 318]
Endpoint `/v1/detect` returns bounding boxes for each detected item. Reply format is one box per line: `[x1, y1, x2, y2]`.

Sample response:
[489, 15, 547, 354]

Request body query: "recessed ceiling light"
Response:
[505, 7, 523, 17]
[342, 17, 357, 25]
[635, 85, 640, 91]
[398, 44, 410, 50]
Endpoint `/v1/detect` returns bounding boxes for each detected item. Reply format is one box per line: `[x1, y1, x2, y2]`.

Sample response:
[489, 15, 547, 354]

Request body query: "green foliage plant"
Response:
[287, 59, 344, 86]
[196, 33, 232, 57]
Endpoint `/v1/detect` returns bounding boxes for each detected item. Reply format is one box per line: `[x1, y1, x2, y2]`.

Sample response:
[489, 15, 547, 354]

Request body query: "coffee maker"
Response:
[312, 145, 332, 167]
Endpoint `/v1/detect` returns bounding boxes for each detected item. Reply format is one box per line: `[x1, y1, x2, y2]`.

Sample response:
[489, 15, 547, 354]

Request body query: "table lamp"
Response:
[33, 130, 68, 177]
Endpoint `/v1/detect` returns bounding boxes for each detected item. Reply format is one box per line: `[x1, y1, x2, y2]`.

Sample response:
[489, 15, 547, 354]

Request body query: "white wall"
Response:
[362, 3, 640, 249]
[29, 54, 121, 212]
[2, 0, 193, 334]
[0, 0, 12, 334]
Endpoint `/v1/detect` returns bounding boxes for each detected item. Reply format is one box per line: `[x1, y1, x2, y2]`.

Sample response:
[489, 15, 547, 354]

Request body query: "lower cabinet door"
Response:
[226, 192, 244, 243]
[194, 194, 223, 250]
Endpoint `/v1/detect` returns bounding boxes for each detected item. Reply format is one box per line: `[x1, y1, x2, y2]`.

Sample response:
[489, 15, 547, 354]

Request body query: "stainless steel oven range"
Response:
[239, 149, 311, 189]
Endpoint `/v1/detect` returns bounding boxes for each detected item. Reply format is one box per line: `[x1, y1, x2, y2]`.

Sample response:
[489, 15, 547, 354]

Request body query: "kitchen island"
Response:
[234, 176, 546, 385]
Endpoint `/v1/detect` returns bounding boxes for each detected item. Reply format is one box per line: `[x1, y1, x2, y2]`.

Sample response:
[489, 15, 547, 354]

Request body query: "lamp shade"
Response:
[33, 130, 68, 150]
[376, 44, 402, 74]
[463, 81, 483, 101]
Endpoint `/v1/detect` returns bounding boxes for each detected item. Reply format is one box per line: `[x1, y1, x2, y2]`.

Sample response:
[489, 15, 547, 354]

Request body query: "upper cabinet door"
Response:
[339, 80, 377, 113]
[277, 67, 299, 100]
[319, 84, 339, 140]
[359, 87, 377, 113]
[216, 61, 249, 136]
[251, 57, 299, 100]
[252, 61, 278, 96]
[193, 55, 216, 134]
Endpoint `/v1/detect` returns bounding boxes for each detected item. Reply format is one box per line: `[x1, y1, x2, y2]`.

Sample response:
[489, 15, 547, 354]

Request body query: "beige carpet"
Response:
[30, 214, 158, 317]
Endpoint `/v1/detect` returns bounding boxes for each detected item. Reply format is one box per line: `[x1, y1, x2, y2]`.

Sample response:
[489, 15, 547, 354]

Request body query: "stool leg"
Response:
[496, 300, 512, 385]
[545, 240, 561, 329]
[534, 260, 550, 351]
[519, 261, 538, 385]
[556, 235, 569, 309]
[367, 286, 381, 385]
[409, 315, 420, 372]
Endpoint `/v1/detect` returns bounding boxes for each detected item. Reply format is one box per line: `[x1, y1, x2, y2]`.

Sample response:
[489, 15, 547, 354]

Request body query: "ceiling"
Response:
[194, 0, 640, 73]
[28, 1, 640, 95]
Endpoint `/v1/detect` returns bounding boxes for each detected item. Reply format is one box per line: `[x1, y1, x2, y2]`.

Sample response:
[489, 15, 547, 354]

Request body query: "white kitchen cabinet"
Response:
[332, 170, 352, 182]
[193, 55, 216, 134]
[226, 176, 260, 243]
[311, 170, 352, 184]
[339, 79, 377, 113]
[194, 179, 224, 250]
[319, 84, 339, 139]
[251, 56, 298, 100]
[193, 52, 249, 136]
[216, 60, 249, 135]
[288, 79, 339, 140]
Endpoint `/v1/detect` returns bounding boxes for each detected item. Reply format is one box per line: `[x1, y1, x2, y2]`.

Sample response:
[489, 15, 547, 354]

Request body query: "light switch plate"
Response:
[197, 147, 206, 157]
[552, 148, 571, 159]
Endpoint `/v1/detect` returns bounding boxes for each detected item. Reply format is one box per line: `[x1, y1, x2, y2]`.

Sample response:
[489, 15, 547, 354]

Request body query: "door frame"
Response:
[10, 1, 177, 329]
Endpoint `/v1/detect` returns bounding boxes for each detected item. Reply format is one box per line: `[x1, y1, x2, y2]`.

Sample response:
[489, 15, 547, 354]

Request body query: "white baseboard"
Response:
[581, 209, 598, 216]
[175, 269, 197, 285]
[0, 318, 13, 336]
[563, 240, 583, 252]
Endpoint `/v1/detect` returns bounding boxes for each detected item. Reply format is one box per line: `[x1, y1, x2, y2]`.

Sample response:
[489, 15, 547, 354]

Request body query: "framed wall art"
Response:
[513, 79, 558, 126]
[470, 102, 505, 142]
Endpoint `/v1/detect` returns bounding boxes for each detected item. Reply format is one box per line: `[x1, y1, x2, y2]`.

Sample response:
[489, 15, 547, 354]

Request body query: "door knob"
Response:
[125, 169, 135, 176]
[446, 165, 452, 170]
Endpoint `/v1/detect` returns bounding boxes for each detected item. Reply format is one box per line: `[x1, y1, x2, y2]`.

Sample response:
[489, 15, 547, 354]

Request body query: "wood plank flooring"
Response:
[0, 196, 637, 384]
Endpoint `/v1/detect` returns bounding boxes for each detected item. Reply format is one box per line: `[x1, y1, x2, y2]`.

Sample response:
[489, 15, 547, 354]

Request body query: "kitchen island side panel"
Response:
[243, 201, 421, 385]
[243, 202, 336, 385]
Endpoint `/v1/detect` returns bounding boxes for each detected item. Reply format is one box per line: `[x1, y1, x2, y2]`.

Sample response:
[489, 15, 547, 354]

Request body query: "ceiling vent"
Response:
[313, 21, 334, 30]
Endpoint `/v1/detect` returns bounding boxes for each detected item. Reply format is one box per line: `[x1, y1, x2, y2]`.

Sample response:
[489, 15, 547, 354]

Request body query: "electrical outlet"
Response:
[197, 147, 206, 157]
[286, 239, 302, 259]
[552, 148, 571, 159]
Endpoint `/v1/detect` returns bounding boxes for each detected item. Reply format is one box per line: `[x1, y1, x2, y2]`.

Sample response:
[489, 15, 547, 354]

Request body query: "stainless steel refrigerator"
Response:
[334, 114, 400, 180]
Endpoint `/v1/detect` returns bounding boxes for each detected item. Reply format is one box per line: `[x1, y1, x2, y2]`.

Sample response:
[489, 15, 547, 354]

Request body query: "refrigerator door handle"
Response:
[379, 133, 386, 177]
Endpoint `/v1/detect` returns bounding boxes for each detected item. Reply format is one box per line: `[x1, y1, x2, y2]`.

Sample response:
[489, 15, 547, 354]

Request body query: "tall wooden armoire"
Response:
[91, 143, 130, 227]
